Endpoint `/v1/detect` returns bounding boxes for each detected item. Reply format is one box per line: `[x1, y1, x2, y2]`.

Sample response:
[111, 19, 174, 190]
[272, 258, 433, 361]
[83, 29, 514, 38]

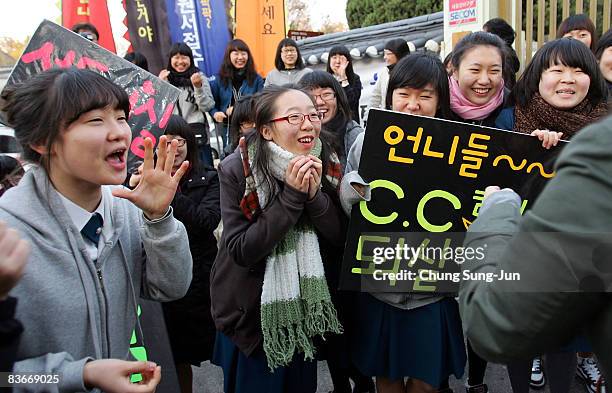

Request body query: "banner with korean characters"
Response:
[340, 108, 565, 293]
[125, 0, 174, 76]
[0, 20, 180, 174]
[235, 0, 286, 75]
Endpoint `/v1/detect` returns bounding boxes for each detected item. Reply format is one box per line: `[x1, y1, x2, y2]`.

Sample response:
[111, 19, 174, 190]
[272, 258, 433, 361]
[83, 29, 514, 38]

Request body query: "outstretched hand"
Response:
[113, 136, 189, 219]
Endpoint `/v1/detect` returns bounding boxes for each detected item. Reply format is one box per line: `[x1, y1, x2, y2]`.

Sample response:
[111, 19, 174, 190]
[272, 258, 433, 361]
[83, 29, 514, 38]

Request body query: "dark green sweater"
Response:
[459, 115, 612, 378]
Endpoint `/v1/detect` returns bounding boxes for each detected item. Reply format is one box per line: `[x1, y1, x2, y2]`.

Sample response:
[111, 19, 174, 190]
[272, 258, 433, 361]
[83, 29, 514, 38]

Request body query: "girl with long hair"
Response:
[326, 45, 362, 122]
[210, 39, 264, 149]
[210, 85, 345, 393]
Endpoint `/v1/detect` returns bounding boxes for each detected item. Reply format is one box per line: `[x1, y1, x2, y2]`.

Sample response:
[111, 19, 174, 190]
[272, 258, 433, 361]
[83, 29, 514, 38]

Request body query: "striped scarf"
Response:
[239, 137, 343, 370]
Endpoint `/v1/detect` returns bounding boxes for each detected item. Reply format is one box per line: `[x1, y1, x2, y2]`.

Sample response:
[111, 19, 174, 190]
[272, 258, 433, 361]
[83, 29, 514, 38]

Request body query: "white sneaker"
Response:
[577, 357, 606, 393]
[530, 357, 546, 388]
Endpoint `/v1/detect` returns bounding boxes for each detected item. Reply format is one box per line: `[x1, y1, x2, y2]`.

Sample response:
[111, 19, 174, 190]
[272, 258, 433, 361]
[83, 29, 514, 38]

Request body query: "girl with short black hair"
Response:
[341, 53, 466, 393]
[265, 38, 312, 87]
[1, 67, 192, 392]
[556, 14, 598, 51]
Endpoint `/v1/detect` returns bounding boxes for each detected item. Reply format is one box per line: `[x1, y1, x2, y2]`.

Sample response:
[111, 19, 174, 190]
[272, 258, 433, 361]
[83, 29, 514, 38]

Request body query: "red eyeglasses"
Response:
[269, 112, 323, 125]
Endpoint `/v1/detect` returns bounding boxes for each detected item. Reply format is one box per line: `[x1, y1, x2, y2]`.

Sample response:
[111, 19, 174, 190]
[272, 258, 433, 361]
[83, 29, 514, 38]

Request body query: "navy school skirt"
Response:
[350, 294, 466, 388]
[212, 331, 317, 393]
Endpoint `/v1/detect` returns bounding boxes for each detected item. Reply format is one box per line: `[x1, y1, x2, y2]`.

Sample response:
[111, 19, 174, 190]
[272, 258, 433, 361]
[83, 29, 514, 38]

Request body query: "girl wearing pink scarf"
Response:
[449, 32, 508, 126]
[448, 31, 509, 393]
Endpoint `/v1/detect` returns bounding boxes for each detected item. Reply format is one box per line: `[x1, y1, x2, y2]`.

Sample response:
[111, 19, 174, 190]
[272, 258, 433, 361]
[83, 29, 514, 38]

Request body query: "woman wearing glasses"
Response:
[298, 71, 364, 172]
[298, 71, 373, 393]
[130, 115, 221, 393]
[265, 38, 312, 88]
[210, 85, 345, 393]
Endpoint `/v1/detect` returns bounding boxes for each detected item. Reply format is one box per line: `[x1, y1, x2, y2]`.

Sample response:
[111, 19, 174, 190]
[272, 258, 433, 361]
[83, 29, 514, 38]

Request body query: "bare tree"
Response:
[320, 15, 348, 33]
[0, 37, 29, 64]
[287, 0, 313, 31]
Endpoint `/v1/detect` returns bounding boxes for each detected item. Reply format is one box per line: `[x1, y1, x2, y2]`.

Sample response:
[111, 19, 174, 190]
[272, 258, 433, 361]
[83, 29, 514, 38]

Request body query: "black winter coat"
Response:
[162, 164, 221, 364]
[344, 74, 363, 123]
[171, 164, 221, 270]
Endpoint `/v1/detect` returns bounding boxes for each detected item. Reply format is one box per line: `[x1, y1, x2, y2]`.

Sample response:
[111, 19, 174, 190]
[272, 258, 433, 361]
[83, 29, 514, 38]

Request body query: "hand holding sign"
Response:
[113, 136, 189, 220]
[531, 129, 563, 149]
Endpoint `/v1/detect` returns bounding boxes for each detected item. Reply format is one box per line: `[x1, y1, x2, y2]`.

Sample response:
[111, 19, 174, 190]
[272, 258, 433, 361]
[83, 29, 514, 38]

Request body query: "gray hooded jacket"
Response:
[1, 167, 192, 392]
[340, 133, 443, 310]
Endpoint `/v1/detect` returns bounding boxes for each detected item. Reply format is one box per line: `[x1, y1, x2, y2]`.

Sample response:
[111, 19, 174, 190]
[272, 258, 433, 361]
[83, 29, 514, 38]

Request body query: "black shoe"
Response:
[352, 376, 375, 393]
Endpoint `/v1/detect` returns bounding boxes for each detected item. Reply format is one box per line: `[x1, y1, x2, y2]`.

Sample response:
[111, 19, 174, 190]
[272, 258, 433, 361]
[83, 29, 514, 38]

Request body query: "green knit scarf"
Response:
[247, 139, 342, 370]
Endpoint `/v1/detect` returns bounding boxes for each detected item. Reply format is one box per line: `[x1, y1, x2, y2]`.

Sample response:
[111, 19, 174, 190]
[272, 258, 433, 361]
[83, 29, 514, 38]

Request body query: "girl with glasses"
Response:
[265, 38, 312, 88]
[210, 85, 344, 393]
[298, 71, 364, 172]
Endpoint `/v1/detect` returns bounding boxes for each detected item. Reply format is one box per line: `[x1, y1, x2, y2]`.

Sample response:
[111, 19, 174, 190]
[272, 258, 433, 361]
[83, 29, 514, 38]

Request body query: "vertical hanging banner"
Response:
[235, 0, 285, 76]
[62, 0, 118, 53]
[165, 0, 230, 77]
[124, 0, 173, 75]
[194, 0, 231, 76]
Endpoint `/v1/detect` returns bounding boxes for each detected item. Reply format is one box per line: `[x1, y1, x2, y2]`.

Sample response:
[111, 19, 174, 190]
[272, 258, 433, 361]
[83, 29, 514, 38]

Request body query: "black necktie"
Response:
[81, 213, 103, 245]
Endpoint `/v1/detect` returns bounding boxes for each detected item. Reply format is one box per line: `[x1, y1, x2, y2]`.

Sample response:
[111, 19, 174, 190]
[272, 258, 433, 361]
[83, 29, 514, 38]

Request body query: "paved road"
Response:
[192, 360, 588, 392]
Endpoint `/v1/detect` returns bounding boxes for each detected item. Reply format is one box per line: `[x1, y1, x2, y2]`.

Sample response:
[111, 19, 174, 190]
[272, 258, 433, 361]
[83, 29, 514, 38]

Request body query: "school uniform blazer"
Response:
[459, 116, 612, 377]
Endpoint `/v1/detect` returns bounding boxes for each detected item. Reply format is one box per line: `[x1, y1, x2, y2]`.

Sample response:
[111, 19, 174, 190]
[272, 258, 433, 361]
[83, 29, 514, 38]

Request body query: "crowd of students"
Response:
[0, 12, 611, 393]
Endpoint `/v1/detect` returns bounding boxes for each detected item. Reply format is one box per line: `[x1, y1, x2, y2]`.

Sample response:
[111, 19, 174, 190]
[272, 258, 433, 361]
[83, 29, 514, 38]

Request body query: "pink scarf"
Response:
[449, 76, 505, 120]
